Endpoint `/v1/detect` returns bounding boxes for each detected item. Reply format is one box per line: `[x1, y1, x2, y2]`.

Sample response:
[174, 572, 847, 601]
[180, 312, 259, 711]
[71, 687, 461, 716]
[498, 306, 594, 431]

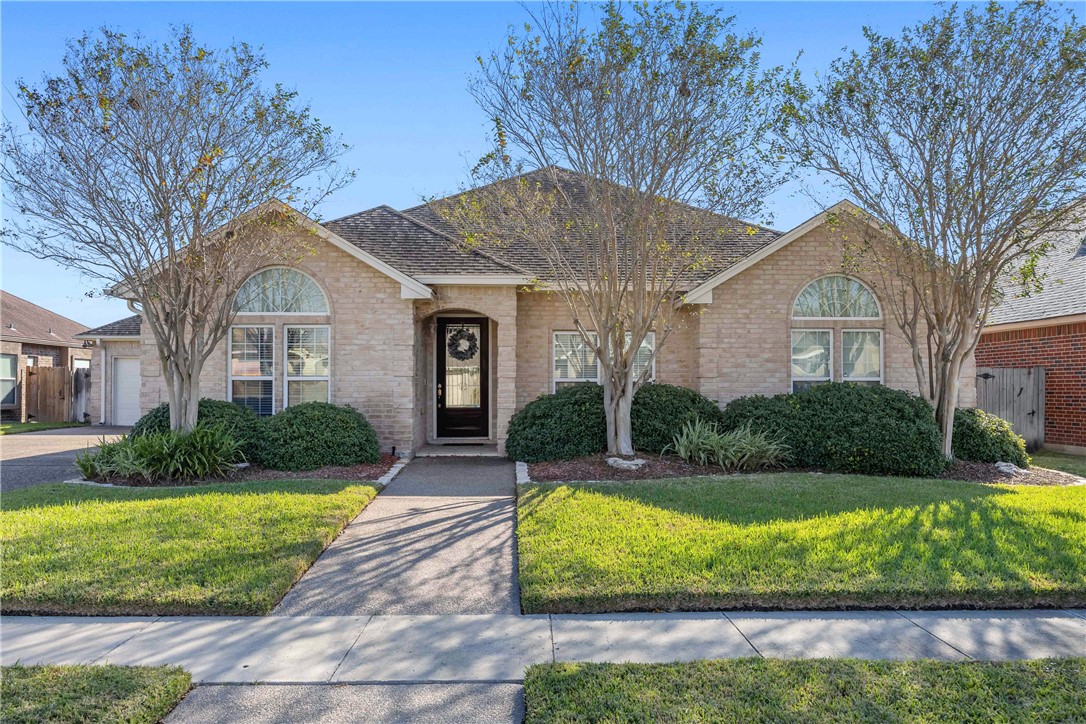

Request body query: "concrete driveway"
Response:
[0, 426, 128, 492]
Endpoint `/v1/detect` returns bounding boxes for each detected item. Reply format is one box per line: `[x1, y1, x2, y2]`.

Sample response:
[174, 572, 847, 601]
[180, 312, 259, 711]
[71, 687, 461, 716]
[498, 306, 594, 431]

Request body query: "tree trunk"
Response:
[603, 378, 635, 456]
[164, 359, 202, 433]
[933, 355, 963, 460]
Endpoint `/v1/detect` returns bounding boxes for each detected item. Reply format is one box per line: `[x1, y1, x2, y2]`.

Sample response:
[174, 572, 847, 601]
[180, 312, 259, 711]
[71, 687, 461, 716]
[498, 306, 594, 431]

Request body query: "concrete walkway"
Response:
[4, 610, 1084, 685]
[273, 457, 519, 616]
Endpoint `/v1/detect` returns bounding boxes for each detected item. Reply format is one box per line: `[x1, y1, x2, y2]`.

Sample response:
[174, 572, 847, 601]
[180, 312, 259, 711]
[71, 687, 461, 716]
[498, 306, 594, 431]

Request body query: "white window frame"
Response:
[0, 353, 17, 410]
[234, 267, 330, 316]
[792, 275, 882, 321]
[551, 331, 657, 392]
[227, 325, 275, 415]
[284, 325, 332, 407]
[790, 328, 833, 393]
[841, 329, 884, 384]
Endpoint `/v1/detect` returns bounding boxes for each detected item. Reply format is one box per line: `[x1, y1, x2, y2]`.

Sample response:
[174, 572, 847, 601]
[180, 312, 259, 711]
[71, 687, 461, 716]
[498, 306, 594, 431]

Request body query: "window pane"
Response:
[231, 380, 273, 416]
[791, 330, 831, 378]
[0, 354, 17, 378]
[792, 380, 829, 394]
[286, 327, 330, 377]
[843, 331, 881, 380]
[554, 332, 598, 382]
[0, 379, 15, 407]
[630, 332, 655, 381]
[231, 327, 273, 377]
[288, 380, 329, 406]
[235, 268, 329, 313]
[793, 276, 879, 318]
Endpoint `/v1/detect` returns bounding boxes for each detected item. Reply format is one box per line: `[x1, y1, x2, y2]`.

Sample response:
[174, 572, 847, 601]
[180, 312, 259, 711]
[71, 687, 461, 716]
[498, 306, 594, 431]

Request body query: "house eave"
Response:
[416, 275, 533, 286]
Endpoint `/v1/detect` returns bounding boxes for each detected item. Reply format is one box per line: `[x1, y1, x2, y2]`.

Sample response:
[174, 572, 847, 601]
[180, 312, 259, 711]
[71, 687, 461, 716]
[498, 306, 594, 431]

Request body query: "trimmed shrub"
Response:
[259, 402, 379, 471]
[721, 383, 946, 477]
[131, 398, 264, 462]
[631, 383, 726, 454]
[953, 408, 1029, 467]
[506, 384, 607, 463]
[76, 427, 243, 484]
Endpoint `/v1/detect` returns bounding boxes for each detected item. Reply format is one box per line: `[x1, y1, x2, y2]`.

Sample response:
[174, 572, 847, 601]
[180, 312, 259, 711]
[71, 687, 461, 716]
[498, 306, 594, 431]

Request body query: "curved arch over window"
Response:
[235, 268, 329, 314]
[792, 276, 880, 319]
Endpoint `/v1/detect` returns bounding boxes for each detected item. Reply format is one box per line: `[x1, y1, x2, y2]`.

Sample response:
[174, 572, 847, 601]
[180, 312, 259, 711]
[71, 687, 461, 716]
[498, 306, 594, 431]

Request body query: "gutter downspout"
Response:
[98, 338, 106, 425]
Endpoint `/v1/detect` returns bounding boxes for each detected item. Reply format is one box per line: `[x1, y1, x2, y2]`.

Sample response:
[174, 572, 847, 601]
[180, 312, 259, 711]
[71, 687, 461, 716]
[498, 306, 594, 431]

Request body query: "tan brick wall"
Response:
[513, 291, 700, 408]
[133, 237, 418, 453]
[696, 225, 976, 407]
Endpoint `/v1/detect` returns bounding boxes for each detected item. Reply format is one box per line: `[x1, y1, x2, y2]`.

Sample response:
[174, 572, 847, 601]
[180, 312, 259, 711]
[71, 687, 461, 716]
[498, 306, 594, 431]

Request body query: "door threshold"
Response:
[416, 442, 501, 458]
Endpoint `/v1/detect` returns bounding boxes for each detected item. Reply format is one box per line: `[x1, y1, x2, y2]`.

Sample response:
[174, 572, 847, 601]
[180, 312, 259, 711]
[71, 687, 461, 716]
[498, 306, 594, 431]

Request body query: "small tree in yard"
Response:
[440, 1, 786, 455]
[783, 1, 1086, 459]
[2, 27, 351, 431]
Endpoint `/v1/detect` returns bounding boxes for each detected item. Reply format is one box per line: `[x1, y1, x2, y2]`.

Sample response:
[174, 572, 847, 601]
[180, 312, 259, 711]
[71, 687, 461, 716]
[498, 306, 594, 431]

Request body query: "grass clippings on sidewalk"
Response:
[1, 664, 191, 724]
[0, 421, 88, 435]
[1, 480, 378, 615]
[517, 474, 1086, 613]
[524, 659, 1086, 723]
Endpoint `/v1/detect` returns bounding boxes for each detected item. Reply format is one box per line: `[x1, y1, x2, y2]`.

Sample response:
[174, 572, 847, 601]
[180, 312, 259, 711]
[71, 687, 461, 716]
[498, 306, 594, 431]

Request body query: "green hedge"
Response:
[258, 402, 380, 471]
[506, 382, 727, 462]
[506, 384, 607, 463]
[130, 399, 264, 462]
[721, 383, 946, 477]
[953, 408, 1029, 467]
[631, 383, 726, 454]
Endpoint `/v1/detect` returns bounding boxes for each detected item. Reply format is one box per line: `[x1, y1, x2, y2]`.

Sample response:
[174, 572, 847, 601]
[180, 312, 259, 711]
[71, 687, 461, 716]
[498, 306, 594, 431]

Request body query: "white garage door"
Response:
[112, 358, 142, 426]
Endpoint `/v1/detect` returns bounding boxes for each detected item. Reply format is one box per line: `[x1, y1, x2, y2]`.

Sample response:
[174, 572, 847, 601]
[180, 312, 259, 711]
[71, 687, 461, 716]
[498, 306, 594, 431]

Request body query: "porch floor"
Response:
[415, 443, 501, 457]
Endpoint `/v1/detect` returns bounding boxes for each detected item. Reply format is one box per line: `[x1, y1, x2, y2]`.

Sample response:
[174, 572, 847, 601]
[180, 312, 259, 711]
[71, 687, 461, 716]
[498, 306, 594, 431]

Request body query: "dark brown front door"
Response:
[436, 317, 489, 438]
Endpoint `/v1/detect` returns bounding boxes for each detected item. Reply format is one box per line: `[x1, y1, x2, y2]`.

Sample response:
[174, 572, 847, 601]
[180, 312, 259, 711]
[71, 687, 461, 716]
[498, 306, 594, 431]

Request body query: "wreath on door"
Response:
[447, 327, 479, 361]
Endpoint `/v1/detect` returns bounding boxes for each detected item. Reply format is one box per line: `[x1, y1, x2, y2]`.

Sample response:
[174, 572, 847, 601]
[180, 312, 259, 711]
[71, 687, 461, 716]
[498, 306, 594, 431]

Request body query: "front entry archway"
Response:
[435, 317, 489, 438]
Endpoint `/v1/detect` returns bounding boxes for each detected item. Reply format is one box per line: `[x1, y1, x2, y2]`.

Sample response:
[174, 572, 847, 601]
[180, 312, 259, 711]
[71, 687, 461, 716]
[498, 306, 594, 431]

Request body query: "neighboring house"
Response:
[0, 291, 92, 421]
[77, 169, 976, 451]
[976, 225, 1086, 455]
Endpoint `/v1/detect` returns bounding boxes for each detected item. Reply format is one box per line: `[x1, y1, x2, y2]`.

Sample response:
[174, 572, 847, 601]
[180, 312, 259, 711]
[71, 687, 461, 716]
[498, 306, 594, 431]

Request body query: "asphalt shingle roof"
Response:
[987, 222, 1086, 326]
[78, 314, 142, 338]
[323, 205, 527, 277]
[0, 291, 89, 347]
[401, 167, 782, 287]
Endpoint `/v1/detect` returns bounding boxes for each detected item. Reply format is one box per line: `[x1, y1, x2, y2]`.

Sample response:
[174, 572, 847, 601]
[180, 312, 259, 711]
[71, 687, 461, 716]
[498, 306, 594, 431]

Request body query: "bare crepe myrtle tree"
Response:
[2, 26, 352, 431]
[783, 1, 1086, 459]
[438, 1, 788, 455]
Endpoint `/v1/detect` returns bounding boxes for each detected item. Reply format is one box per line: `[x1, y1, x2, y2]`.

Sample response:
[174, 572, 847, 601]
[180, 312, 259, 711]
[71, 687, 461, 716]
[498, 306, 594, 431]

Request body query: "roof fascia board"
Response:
[682, 200, 864, 305]
[415, 275, 533, 286]
[982, 313, 1086, 333]
[0, 334, 86, 348]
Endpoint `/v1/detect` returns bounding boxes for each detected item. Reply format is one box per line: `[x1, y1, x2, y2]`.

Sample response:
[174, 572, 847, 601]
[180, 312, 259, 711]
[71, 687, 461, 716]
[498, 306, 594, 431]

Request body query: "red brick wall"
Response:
[976, 321, 1086, 448]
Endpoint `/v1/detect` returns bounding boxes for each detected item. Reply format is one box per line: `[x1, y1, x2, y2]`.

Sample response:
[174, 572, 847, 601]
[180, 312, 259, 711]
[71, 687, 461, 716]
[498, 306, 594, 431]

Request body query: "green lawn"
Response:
[1032, 449, 1086, 478]
[1, 665, 191, 724]
[0, 421, 88, 435]
[1, 480, 378, 615]
[517, 474, 1086, 613]
[524, 659, 1086, 723]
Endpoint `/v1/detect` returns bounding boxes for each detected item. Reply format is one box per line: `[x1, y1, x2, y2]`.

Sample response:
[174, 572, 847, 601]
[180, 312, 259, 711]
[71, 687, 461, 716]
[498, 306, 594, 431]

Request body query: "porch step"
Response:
[414, 443, 501, 458]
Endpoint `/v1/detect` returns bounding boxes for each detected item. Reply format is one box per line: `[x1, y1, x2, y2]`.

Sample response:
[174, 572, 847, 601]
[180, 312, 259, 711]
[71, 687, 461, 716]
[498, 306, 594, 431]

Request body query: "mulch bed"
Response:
[526, 455, 1085, 486]
[83, 454, 400, 487]
[528, 454, 716, 482]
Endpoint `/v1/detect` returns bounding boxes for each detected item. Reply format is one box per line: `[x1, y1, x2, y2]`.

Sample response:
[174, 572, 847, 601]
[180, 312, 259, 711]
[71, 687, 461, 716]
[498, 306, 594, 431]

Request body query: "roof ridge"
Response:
[387, 205, 534, 277]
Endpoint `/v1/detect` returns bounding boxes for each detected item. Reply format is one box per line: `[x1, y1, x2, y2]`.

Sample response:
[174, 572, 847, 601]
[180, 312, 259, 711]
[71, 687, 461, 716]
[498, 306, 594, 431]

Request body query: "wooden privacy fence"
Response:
[976, 366, 1045, 451]
[24, 366, 91, 423]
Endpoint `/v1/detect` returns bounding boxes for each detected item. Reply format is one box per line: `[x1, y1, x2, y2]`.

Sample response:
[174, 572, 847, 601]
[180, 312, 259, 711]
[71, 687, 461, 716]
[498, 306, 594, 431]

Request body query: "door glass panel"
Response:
[444, 323, 481, 409]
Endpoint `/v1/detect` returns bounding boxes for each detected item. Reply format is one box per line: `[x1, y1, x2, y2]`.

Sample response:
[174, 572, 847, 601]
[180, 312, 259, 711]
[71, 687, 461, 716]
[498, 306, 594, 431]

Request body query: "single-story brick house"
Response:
[1, 291, 92, 422]
[76, 170, 976, 454]
[976, 224, 1085, 455]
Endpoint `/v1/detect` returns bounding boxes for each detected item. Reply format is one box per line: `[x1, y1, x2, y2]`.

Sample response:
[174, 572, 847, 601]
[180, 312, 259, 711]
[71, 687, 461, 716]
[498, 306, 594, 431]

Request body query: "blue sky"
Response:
[0, 1, 1069, 326]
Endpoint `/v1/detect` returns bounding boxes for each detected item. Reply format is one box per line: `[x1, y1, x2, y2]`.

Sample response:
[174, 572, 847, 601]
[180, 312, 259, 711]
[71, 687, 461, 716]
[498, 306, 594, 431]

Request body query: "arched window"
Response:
[792, 275, 880, 319]
[235, 268, 329, 314]
[790, 275, 882, 393]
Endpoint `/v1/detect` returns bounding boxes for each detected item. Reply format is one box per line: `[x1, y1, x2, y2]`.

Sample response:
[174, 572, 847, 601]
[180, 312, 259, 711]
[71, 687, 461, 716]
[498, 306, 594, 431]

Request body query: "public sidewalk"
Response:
[4, 610, 1083, 684]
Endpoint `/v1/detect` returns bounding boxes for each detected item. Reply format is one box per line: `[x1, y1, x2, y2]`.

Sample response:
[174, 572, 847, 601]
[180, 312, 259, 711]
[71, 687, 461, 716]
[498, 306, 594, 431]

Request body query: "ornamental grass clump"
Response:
[666, 419, 790, 471]
[76, 427, 243, 484]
